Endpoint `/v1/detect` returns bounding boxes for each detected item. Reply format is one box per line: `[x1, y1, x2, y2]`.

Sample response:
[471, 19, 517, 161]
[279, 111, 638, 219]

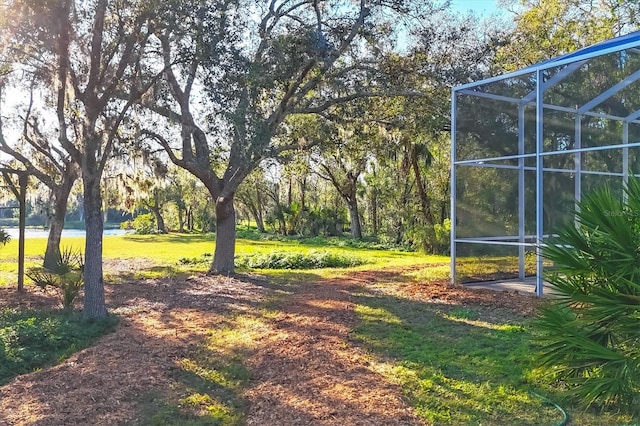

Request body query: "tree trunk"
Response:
[211, 195, 236, 274]
[246, 201, 265, 233]
[300, 176, 307, 211]
[83, 172, 107, 319]
[44, 170, 77, 269]
[17, 174, 27, 292]
[255, 189, 265, 232]
[411, 145, 434, 226]
[278, 210, 287, 235]
[255, 213, 265, 233]
[151, 207, 167, 233]
[3, 171, 28, 292]
[177, 205, 185, 232]
[44, 199, 66, 269]
[320, 165, 362, 239]
[348, 200, 362, 239]
[395, 219, 403, 245]
[370, 187, 378, 236]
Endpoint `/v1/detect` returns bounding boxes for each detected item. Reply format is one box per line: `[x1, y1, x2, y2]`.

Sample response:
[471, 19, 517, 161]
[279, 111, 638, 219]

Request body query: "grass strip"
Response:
[0, 308, 117, 384]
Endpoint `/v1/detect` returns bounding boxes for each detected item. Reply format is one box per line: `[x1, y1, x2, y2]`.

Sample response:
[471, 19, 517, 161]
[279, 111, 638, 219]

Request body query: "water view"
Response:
[4, 228, 131, 239]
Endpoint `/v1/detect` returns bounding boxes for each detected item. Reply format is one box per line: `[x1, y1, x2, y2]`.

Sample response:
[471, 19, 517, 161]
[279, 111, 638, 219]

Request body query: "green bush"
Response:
[536, 178, 640, 418]
[0, 228, 9, 247]
[177, 253, 212, 265]
[131, 213, 157, 234]
[235, 250, 365, 269]
[0, 308, 117, 384]
[234, 228, 413, 251]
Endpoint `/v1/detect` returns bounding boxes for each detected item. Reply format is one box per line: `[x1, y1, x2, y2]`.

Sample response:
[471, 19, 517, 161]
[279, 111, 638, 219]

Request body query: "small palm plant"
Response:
[536, 177, 640, 418]
[27, 247, 84, 311]
[0, 228, 10, 247]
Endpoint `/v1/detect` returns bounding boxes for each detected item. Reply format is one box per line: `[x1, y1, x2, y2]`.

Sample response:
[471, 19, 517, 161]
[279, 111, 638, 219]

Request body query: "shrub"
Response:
[235, 250, 365, 269]
[27, 248, 84, 311]
[536, 178, 640, 418]
[177, 253, 212, 265]
[0, 228, 9, 247]
[131, 213, 156, 234]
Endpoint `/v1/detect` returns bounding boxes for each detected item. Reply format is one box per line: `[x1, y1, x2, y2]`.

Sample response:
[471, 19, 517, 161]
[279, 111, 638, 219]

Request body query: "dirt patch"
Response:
[0, 266, 539, 425]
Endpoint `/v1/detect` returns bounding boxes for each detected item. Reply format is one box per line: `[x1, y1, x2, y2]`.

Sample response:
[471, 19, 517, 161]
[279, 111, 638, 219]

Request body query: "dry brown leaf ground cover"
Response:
[0, 263, 539, 425]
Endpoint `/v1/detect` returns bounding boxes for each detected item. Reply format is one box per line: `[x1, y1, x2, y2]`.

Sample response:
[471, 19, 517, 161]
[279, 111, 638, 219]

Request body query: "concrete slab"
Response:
[464, 277, 543, 295]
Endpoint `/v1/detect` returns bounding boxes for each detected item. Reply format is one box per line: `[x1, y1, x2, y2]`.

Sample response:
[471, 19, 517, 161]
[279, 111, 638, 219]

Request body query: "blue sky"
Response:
[449, 0, 508, 18]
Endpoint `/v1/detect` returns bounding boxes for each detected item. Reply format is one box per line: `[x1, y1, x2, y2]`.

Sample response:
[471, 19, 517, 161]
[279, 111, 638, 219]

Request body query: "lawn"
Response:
[349, 285, 633, 425]
[0, 232, 444, 286]
[0, 232, 634, 424]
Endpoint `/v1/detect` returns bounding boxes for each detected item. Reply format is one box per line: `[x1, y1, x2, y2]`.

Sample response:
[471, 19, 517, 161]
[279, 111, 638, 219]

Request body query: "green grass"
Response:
[0, 308, 117, 385]
[0, 232, 434, 266]
[4, 231, 628, 423]
[0, 233, 440, 287]
[350, 289, 634, 425]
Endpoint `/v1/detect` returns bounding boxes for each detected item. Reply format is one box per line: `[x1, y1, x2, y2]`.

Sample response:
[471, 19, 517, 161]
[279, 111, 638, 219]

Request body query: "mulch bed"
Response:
[0, 266, 539, 425]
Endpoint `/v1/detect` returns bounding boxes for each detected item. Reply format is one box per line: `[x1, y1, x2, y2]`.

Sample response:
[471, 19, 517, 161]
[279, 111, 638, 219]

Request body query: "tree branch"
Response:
[141, 129, 184, 168]
[86, 0, 108, 106]
[293, 90, 423, 114]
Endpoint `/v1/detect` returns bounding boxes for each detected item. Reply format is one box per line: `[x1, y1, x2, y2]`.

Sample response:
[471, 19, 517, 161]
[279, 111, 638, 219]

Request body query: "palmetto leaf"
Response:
[536, 177, 640, 419]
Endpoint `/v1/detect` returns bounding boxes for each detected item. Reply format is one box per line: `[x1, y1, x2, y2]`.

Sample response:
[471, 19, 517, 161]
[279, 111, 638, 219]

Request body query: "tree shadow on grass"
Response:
[348, 288, 568, 425]
[122, 234, 215, 244]
[258, 265, 560, 426]
[0, 266, 595, 425]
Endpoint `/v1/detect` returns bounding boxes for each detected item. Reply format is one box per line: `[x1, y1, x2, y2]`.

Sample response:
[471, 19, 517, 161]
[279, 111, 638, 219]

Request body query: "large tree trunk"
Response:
[342, 174, 362, 239]
[347, 200, 362, 239]
[44, 199, 66, 269]
[154, 190, 167, 233]
[211, 195, 236, 274]
[411, 144, 435, 226]
[151, 207, 167, 233]
[321, 165, 362, 239]
[83, 172, 107, 319]
[245, 201, 265, 233]
[44, 169, 77, 269]
[188, 208, 194, 231]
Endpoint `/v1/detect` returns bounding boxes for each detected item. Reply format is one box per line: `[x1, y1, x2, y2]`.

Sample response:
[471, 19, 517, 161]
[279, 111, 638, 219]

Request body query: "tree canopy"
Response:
[0, 0, 637, 318]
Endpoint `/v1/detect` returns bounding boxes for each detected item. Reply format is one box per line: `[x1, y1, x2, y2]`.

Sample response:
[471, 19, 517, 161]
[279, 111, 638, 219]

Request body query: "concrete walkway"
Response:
[464, 277, 553, 295]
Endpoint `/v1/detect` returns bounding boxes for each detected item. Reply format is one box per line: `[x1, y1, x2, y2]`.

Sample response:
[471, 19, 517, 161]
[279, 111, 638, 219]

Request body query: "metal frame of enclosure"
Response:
[451, 31, 640, 295]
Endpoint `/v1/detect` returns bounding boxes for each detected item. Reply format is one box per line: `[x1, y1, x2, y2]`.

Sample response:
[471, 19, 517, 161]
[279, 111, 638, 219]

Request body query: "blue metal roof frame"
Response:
[454, 30, 640, 93]
[525, 30, 640, 70]
[450, 30, 640, 296]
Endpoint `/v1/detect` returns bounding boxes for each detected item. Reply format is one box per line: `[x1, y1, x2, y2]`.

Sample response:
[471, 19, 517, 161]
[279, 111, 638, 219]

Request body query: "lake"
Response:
[4, 228, 131, 239]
